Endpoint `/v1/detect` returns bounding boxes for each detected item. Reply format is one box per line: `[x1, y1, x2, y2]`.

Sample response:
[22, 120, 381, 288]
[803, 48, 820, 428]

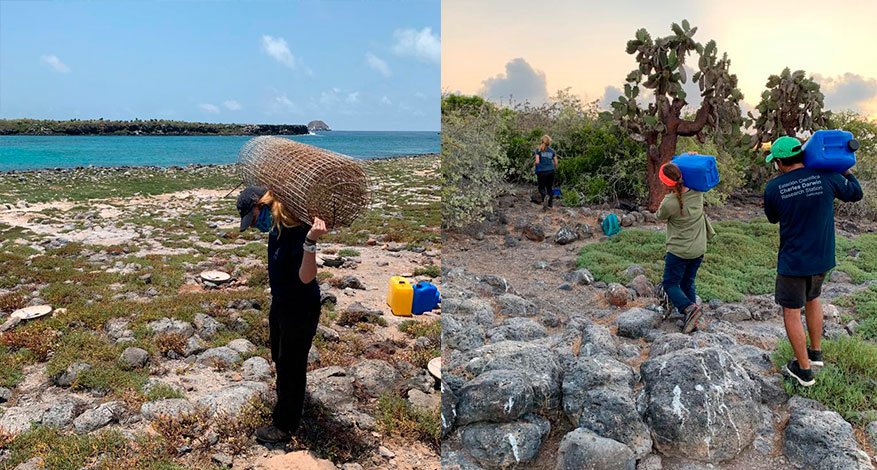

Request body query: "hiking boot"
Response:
[808, 348, 824, 367]
[547, 196, 554, 208]
[542, 196, 550, 209]
[681, 304, 703, 334]
[783, 360, 815, 387]
[254, 425, 291, 444]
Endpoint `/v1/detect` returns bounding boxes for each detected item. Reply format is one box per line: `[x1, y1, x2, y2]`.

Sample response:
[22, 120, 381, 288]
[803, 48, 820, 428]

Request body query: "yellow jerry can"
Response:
[387, 276, 414, 317]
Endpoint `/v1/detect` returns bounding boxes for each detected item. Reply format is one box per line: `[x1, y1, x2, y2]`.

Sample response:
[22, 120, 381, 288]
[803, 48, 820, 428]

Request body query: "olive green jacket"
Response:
[655, 190, 715, 259]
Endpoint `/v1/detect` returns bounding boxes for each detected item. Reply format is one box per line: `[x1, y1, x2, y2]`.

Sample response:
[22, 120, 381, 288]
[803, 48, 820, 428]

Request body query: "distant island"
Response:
[308, 120, 331, 132]
[0, 119, 310, 136]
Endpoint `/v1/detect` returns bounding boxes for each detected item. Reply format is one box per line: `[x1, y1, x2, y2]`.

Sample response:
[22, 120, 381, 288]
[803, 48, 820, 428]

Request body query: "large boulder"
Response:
[196, 346, 241, 367]
[193, 313, 222, 339]
[196, 382, 268, 416]
[441, 381, 458, 438]
[241, 356, 272, 382]
[460, 413, 550, 468]
[148, 318, 194, 338]
[496, 294, 537, 317]
[73, 401, 123, 433]
[455, 370, 534, 426]
[140, 399, 196, 420]
[442, 296, 495, 327]
[555, 427, 636, 470]
[350, 359, 401, 397]
[606, 283, 632, 307]
[488, 317, 547, 343]
[647, 332, 736, 359]
[562, 354, 651, 458]
[442, 315, 485, 352]
[120, 347, 149, 369]
[615, 308, 661, 340]
[465, 341, 563, 409]
[783, 396, 872, 469]
[554, 226, 579, 245]
[306, 366, 355, 410]
[42, 398, 85, 429]
[640, 347, 761, 463]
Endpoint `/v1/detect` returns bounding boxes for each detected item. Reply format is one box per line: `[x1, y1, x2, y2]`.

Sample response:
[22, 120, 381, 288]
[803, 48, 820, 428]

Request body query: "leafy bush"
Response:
[376, 393, 440, 450]
[414, 264, 441, 278]
[441, 106, 509, 228]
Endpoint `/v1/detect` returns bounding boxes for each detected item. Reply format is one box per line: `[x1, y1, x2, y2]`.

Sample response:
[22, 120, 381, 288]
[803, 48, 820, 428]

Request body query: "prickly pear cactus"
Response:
[611, 20, 745, 210]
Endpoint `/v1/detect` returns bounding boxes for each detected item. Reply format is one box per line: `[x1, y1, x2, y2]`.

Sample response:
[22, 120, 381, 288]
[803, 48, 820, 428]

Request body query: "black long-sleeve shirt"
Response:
[764, 168, 863, 276]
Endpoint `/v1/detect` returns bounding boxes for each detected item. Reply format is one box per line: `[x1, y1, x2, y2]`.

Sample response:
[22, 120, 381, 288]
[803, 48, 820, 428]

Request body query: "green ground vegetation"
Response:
[835, 285, 877, 340]
[773, 336, 877, 425]
[578, 221, 877, 302]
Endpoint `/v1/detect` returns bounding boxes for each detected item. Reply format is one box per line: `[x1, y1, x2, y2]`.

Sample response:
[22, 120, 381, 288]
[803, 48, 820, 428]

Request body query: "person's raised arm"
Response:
[655, 195, 674, 221]
[832, 170, 864, 203]
[299, 217, 328, 284]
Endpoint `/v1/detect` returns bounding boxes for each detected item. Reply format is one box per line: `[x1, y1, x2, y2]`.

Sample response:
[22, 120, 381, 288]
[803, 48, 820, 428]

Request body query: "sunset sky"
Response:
[443, 0, 877, 119]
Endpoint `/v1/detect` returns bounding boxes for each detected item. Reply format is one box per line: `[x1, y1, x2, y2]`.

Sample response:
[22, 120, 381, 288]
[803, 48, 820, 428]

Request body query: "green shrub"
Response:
[773, 336, 877, 425]
[441, 107, 509, 228]
[337, 248, 361, 257]
[413, 264, 441, 278]
[375, 393, 440, 450]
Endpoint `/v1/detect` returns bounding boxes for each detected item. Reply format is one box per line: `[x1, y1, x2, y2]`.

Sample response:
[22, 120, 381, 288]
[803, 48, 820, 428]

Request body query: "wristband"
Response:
[302, 243, 317, 253]
[305, 237, 318, 245]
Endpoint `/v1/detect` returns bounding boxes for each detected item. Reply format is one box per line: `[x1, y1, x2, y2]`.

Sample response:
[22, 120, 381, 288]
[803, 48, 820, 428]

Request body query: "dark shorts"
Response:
[775, 273, 826, 309]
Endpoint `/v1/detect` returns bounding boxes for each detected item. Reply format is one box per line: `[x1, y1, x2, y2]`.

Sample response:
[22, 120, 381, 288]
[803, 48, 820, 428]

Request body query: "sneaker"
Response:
[254, 425, 291, 444]
[807, 348, 824, 367]
[783, 360, 815, 387]
[542, 196, 550, 209]
[681, 304, 703, 334]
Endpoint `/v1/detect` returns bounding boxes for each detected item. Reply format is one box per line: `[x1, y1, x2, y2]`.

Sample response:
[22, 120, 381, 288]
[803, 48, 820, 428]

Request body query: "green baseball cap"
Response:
[765, 136, 803, 163]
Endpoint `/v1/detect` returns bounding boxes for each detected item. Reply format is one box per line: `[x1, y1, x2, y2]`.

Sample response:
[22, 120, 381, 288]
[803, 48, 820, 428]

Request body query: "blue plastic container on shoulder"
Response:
[412, 281, 441, 315]
[671, 154, 720, 192]
[802, 129, 858, 173]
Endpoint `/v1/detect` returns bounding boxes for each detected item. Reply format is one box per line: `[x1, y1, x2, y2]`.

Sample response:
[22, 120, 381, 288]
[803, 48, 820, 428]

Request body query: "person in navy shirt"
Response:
[533, 135, 558, 209]
[763, 136, 863, 387]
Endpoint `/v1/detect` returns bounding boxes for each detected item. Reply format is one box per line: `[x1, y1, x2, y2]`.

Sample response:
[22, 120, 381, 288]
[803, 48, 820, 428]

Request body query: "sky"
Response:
[0, 0, 440, 131]
[443, 0, 877, 119]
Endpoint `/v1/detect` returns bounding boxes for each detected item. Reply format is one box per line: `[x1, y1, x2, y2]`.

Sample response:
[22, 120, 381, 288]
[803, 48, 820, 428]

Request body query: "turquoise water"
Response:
[0, 131, 439, 171]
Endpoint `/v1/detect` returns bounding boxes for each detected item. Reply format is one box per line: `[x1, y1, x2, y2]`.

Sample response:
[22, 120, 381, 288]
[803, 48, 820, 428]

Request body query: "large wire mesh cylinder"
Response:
[238, 136, 370, 228]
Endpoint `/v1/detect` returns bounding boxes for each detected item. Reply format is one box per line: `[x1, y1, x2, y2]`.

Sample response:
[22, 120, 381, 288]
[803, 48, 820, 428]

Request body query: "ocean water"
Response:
[0, 131, 439, 171]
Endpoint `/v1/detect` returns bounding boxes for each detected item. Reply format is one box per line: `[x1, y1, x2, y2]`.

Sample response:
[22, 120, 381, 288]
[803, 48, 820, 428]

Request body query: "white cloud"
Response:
[347, 92, 360, 104]
[223, 100, 242, 111]
[815, 73, 877, 115]
[392, 27, 440, 63]
[365, 52, 391, 77]
[261, 35, 298, 69]
[481, 58, 548, 105]
[381, 96, 392, 105]
[275, 94, 298, 111]
[199, 103, 220, 114]
[40, 54, 70, 73]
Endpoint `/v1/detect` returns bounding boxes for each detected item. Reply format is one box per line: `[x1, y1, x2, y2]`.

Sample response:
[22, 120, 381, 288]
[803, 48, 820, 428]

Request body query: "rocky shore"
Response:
[0, 155, 441, 469]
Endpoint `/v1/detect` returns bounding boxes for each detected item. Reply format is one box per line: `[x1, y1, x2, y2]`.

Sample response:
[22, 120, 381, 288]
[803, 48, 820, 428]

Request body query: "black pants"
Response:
[269, 295, 320, 433]
[537, 171, 555, 204]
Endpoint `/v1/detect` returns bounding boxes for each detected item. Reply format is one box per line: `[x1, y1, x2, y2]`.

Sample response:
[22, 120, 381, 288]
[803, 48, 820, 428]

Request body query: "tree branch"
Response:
[677, 100, 712, 136]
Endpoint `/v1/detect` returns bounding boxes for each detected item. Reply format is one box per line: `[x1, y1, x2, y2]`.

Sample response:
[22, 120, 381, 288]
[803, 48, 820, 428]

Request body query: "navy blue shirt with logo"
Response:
[267, 224, 320, 302]
[534, 147, 556, 173]
[763, 168, 863, 276]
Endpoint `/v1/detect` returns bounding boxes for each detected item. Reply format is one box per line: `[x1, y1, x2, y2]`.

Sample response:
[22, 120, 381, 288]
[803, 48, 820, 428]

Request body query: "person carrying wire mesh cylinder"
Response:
[236, 186, 327, 444]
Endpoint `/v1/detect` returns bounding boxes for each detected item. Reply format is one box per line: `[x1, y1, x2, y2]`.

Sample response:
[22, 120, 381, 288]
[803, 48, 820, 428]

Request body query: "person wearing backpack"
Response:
[533, 135, 558, 209]
[656, 162, 715, 333]
[763, 136, 863, 387]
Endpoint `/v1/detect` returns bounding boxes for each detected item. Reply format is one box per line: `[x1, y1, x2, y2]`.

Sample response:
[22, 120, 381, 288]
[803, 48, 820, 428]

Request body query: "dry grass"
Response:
[0, 292, 26, 313]
[150, 406, 213, 452]
[154, 332, 187, 357]
[0, 324, 60, 361]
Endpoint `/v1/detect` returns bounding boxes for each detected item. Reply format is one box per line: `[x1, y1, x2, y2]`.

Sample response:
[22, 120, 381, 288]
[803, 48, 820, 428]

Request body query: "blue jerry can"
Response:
[671, 154, 720, 192]
[802, 129, 858, 173]
[412, 281, 441, 315]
